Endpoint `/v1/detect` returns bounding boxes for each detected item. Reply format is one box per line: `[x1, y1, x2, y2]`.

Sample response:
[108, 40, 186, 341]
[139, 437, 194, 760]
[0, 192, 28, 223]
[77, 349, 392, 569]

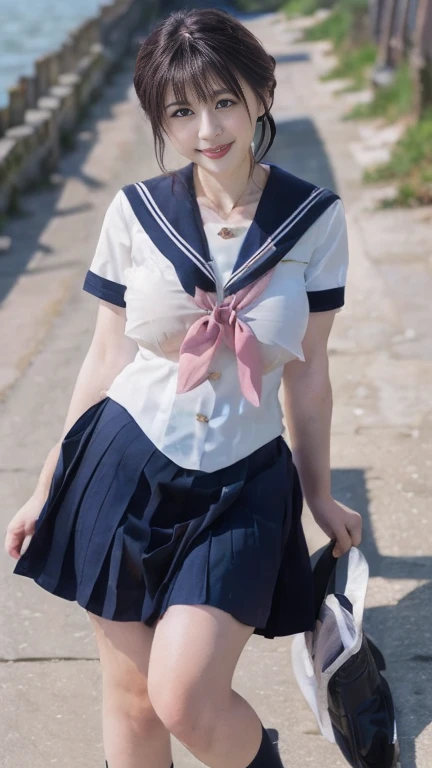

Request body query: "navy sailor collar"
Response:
[122, 162, 339, 299]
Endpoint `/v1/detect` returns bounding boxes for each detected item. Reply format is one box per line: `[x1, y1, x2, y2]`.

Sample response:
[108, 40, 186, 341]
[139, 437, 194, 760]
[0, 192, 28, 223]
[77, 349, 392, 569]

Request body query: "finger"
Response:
[319, 522, 335, 540]
[348, 518, 362, 547]
[332, 526, 352, 558]
[4, 530, 23, 560]
[5, 543, 21, 560]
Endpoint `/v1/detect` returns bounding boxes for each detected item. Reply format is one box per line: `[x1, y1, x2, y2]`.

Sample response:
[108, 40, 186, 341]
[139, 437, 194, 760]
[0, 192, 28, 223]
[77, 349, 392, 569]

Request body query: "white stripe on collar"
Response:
[135, 181, 215, 283]
[134, 180, 327, 294]
[224, 187, 325, 291]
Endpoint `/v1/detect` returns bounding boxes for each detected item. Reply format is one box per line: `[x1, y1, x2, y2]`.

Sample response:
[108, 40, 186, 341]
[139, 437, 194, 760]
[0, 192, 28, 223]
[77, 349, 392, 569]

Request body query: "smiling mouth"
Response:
[199, 143, 232, 153]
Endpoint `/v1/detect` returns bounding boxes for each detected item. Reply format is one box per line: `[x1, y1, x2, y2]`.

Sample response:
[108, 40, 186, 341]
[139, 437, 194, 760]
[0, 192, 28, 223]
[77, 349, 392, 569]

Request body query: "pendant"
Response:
[217, 227, 236, 240]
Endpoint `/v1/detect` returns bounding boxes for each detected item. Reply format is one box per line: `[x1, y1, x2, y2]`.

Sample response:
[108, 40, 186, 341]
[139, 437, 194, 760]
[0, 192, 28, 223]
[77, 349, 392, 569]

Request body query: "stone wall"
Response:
[0, 0, 159, 216]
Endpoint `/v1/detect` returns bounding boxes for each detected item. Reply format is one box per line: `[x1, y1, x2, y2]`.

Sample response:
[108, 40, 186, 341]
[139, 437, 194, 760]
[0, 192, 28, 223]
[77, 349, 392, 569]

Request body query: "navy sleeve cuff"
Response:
[82, 270, 126, 308]
[307, 286, 345, 312]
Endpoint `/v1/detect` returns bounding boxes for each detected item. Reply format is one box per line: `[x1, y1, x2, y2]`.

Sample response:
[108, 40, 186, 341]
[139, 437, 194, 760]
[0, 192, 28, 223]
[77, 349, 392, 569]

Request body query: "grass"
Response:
[322, 43, 376, 91]
[283, 0, 330, 16]
[345, 63, 413, 121]
[234, 0, 281, 10]
[364, 111, 432, 207]
[295, 2, 413, 120]
[284, 0, 432, 207]
[303, 5, 351, 46]
[298, 3, 375, 93]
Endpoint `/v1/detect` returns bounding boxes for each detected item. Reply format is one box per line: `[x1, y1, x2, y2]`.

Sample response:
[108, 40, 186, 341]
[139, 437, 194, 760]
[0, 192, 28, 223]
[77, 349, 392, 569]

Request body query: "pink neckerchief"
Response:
[176, 269, 274, 407]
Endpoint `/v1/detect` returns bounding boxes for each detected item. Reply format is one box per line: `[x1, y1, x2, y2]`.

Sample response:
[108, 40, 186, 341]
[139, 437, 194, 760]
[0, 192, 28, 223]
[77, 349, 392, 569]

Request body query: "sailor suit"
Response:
[14, 162, 348, 639]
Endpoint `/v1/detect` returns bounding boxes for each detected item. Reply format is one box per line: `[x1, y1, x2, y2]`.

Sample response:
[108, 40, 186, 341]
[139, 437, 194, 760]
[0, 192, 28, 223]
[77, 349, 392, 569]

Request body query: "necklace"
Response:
[194, 165, 262, 240]
[217, 226, 236, 240]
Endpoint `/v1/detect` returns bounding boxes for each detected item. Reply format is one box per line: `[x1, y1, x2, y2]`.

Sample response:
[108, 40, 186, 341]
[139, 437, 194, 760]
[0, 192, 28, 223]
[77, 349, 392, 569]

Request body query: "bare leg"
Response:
[87, 612, 173, 768]
[147, 605, 281, 768]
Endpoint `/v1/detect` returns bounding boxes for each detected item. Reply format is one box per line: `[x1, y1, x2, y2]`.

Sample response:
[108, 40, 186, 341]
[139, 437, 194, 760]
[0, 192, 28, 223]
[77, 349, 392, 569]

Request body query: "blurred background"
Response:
[0, 0, 431, 211]
[0, 0, 102, 108]
[0, 1, 431, 767]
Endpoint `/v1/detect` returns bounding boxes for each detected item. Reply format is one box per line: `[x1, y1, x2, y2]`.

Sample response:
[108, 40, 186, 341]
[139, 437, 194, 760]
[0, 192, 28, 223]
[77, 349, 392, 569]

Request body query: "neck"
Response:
[193, 153, 262, 217]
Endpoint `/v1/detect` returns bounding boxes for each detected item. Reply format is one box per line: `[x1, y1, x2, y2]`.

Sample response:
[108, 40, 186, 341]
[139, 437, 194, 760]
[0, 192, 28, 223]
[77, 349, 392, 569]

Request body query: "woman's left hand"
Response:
[308, 496, 362, 558]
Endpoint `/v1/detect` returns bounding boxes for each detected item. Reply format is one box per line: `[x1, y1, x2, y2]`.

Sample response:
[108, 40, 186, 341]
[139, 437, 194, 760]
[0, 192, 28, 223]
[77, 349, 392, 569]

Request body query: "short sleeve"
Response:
[82, 190, 132, 308]
[304, 199, 349, 313]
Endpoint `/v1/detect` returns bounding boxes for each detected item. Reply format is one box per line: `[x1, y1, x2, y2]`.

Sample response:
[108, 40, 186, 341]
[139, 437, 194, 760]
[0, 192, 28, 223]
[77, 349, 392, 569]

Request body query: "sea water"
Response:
[0, 0, 102, 107]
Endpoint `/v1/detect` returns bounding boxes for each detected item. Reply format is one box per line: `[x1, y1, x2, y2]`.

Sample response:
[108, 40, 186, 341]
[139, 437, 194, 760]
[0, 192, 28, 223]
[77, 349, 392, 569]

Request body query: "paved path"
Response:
[1, 11, 431, 768]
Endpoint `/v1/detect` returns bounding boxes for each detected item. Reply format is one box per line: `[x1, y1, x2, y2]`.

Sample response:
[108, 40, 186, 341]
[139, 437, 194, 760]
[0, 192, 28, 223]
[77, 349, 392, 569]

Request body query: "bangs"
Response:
[133, 8, 277, 170]
[161, 46, 249, 117]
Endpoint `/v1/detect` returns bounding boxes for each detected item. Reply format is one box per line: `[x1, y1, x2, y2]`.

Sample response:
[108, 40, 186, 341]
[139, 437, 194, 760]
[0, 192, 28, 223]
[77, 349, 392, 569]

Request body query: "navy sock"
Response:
[246, 724, 284, 767]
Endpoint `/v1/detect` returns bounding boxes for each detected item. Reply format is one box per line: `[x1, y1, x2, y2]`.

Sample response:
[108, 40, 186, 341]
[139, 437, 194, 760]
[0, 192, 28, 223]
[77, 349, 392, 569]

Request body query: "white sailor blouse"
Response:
[83, 162, 348, 472]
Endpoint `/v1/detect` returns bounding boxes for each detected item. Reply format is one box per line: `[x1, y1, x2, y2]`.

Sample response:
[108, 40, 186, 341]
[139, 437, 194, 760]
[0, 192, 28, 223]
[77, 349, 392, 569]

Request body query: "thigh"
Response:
[87, 611, 157, 691]
[147, 604, 255, 714]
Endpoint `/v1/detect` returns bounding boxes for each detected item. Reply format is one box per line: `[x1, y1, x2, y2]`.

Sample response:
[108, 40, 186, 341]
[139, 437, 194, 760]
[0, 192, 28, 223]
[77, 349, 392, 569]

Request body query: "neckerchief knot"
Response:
[176, 269, 274, 407]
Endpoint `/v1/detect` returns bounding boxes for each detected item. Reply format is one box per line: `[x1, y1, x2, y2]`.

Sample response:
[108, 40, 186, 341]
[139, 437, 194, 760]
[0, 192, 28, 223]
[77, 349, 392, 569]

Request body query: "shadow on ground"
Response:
[266, 117, 339, 193]
[266, 118, 432, 767]
[1, 16, 430, 762]
[0, 43, 142, 305]
[268, 466, 432, 768]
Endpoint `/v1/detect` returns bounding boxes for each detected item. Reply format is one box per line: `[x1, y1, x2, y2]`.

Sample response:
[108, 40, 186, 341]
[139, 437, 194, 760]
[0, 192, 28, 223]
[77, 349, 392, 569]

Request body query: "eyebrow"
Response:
[165, 88, 234, 109]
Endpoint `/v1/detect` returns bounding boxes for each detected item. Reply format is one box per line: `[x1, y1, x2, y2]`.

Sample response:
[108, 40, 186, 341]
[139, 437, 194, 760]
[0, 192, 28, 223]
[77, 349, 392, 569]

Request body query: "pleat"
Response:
[14, 400, 134, 583]
[40, 399, 118, 522]
[14, 397, 315, 638]
[75, 428, 154, 611]
[159, 524, 212, 619]
[100, 473, 154, 621]
[254, 456, 315, 638]
[34, 417, 135, 593]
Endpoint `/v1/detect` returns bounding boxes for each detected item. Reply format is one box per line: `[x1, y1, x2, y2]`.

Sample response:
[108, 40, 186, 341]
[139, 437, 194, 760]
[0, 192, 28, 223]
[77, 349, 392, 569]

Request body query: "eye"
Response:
[171, 107, 193, 118]
[216, 99, 235, 109]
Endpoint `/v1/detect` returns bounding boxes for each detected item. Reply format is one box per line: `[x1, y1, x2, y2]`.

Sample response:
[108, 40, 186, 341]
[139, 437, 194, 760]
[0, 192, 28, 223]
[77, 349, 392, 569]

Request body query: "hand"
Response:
[4, 493, 45, 561]
[309, 495, 362, 558]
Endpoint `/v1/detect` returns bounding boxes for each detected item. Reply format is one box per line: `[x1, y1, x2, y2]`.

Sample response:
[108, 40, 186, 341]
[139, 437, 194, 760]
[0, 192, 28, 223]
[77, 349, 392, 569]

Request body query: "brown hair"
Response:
[133, 8, 277, 171]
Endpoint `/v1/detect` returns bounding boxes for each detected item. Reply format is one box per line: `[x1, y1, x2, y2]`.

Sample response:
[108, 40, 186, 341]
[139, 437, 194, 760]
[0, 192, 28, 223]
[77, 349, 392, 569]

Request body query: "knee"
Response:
[147, 667, 216, 747]
[103, 668, 162, 731]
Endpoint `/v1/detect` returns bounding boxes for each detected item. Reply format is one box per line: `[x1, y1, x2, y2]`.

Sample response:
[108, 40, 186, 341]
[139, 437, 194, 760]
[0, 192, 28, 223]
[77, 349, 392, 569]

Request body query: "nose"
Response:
[197, 108, 222, 143]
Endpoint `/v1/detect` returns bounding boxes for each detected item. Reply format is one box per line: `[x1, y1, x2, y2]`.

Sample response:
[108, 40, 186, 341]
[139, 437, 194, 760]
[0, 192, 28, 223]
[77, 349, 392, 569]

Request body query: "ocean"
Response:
[0, 0, 102, 107]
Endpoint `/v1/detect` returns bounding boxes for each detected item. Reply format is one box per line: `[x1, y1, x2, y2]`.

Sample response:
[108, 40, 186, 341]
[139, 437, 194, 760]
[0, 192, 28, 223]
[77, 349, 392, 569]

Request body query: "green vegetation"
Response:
[234, 0, 281, 11]
[285, 0, 430, 206]
[345, 63, 413, 120]
[7, 186, 22, 217]
[283, 0, 334, 17]
[292, 1, 412, 120]
[322, 43, 376, 92]
[364, 111, 432, 207]
[298, 0, 374, 94]
[302, 4, 352, 46]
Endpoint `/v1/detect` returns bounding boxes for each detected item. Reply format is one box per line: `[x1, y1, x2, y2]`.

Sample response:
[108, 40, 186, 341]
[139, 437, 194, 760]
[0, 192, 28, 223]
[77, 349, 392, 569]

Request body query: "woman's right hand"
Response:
[4, 493, 45, 561]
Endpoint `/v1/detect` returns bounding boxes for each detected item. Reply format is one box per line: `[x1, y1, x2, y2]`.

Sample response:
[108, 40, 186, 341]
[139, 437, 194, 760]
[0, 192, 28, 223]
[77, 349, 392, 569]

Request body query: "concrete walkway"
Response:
[1, 11, 431, 768]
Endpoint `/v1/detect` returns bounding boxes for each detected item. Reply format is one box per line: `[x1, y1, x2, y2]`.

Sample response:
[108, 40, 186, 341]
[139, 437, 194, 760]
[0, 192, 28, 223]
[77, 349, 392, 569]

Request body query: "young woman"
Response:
[5, 8, 362, 768]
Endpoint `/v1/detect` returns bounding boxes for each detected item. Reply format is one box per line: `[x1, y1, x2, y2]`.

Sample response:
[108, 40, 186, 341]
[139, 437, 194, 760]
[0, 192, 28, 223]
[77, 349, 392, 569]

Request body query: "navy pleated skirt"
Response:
[14, 397, 315, 639]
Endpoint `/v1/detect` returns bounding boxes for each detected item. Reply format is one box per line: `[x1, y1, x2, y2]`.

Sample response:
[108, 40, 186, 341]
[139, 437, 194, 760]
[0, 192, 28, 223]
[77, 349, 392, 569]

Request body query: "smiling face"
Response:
[133, 10, 277, 171]
[163, 77, 266, 176]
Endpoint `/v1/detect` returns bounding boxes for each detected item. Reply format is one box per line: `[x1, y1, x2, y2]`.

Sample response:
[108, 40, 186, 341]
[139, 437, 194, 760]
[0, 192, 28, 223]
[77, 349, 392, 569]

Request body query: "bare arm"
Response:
[282, 310, 362, 557]
[282, 311, 334, 507]
[5, 299, 137, 560]
[33, 300, 137, 503]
